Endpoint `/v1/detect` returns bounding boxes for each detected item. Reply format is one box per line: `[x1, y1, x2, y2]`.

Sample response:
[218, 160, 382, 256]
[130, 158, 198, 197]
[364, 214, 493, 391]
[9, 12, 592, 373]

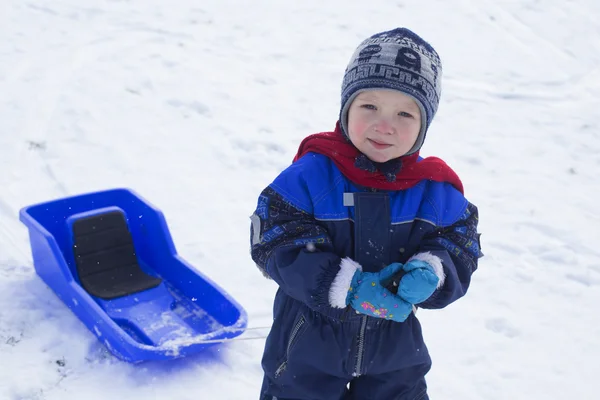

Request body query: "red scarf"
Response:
[293, 123, 464, 194]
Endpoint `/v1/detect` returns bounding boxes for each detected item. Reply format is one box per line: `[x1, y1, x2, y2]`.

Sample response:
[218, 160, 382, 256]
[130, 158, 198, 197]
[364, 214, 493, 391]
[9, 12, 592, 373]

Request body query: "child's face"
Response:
[347, 89, 421, 162]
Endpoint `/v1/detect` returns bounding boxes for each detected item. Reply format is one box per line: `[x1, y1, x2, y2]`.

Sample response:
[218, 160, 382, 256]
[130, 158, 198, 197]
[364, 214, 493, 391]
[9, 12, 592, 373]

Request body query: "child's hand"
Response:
[346, 263, 414, 322]
[397, 260, 441, 304]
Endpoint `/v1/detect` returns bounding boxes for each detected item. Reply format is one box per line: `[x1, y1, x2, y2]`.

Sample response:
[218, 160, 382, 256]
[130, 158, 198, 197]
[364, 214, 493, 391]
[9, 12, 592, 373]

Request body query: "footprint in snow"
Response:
[485, 318, 520, 338]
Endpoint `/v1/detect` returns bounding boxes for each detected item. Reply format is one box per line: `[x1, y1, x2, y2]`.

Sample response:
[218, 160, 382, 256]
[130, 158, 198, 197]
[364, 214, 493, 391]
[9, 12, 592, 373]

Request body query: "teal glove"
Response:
[397, 259, 441, 304]
[346, 263, 413, 322]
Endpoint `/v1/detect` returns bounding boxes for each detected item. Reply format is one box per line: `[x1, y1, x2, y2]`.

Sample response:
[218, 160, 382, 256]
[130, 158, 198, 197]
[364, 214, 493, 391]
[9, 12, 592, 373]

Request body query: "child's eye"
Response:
[399, 111, 414, 118]
[360, 104, 377, 110]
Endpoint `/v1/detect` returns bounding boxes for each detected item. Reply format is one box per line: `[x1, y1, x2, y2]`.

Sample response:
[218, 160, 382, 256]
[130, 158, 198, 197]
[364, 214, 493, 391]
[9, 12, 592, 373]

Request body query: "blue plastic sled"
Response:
[19, 188, 247, 363]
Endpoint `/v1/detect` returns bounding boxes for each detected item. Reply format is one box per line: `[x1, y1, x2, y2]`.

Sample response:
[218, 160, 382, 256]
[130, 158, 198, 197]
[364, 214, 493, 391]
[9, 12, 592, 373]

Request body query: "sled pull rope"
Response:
[188, 326, 271, 344]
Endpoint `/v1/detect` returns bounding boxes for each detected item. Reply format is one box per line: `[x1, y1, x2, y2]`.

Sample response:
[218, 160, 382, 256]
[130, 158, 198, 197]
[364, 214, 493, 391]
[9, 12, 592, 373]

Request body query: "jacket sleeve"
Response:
[416, 202, 483, 309]
[250, 186, 342, 309]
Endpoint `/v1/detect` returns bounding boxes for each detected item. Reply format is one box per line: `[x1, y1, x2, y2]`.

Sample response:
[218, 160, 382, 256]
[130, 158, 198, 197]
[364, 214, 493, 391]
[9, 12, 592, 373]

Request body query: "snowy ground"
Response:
[1, 0, 599, 399]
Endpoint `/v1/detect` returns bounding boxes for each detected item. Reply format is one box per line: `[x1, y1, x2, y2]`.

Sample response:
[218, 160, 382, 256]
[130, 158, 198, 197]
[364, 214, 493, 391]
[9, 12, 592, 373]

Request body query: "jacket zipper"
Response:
[275, 315, 306, 378]
[353, 315, 368, 377]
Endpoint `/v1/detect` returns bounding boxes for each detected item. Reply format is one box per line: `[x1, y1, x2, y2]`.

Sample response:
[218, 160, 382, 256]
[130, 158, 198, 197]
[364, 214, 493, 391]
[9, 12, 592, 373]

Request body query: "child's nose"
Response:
[374, 119, 394, 134]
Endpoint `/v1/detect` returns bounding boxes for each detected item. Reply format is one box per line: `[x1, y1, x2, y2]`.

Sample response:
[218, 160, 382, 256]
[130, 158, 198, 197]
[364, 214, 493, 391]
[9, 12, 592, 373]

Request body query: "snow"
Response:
[1, 0, 599, 398]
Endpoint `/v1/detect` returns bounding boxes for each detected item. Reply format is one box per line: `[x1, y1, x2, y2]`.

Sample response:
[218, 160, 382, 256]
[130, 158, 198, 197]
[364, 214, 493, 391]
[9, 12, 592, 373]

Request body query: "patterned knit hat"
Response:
[339, 28, 443, 155]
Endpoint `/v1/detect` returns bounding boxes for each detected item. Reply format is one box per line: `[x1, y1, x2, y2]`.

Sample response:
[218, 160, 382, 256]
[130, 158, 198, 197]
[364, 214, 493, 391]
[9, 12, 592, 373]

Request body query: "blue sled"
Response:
[19, 188, 247, 363]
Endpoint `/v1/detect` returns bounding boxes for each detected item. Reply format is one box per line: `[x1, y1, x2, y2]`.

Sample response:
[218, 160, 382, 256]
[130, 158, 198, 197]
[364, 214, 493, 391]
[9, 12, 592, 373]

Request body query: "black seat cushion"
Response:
[71, 210, 162, 299]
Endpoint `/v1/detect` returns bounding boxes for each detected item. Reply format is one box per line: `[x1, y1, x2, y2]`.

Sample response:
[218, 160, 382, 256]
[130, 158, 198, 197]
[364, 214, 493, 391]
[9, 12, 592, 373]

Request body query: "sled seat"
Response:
[71, 210, 162, 299]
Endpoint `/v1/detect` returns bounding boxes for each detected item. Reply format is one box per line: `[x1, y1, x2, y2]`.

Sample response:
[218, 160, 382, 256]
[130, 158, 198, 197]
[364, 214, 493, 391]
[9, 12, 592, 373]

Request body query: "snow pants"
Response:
[259, 291, 431, 400]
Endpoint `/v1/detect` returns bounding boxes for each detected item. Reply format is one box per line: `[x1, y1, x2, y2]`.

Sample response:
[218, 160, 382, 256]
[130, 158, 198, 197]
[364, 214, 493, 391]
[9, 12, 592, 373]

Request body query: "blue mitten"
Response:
[346, 263, 414, 322]
[398, 259, 442, 304]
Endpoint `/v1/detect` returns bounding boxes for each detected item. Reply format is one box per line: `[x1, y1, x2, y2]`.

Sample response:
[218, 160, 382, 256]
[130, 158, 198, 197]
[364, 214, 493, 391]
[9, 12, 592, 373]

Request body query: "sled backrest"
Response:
[71, 210, 162, 299]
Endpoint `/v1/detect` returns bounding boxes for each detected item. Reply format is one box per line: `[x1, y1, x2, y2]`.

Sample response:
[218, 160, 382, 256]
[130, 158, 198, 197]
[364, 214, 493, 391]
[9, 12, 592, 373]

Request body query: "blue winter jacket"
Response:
[250, 152, 482, 381]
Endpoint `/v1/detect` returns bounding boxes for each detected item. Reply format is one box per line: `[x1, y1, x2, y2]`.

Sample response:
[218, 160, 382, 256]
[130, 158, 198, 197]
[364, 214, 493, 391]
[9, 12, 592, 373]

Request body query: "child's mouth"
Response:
[368, 139, 392, 149]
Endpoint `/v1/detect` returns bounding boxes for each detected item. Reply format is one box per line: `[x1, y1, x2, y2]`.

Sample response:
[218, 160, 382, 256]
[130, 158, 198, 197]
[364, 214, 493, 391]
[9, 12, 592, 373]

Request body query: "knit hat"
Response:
[339, 28, 443, 156]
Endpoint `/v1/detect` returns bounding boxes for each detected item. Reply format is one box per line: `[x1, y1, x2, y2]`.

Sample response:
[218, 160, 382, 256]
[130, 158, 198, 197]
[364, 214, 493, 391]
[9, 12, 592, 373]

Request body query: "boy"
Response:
[250, 27, 483, 400]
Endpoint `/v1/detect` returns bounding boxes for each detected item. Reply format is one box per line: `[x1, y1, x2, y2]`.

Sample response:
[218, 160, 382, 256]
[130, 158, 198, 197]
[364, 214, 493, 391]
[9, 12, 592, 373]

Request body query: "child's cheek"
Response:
[350, 116, 369, 139]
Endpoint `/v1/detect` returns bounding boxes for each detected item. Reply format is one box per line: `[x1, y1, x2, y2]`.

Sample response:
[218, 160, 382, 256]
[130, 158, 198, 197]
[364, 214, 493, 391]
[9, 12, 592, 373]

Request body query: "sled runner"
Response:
[19, 188, 247, 363]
